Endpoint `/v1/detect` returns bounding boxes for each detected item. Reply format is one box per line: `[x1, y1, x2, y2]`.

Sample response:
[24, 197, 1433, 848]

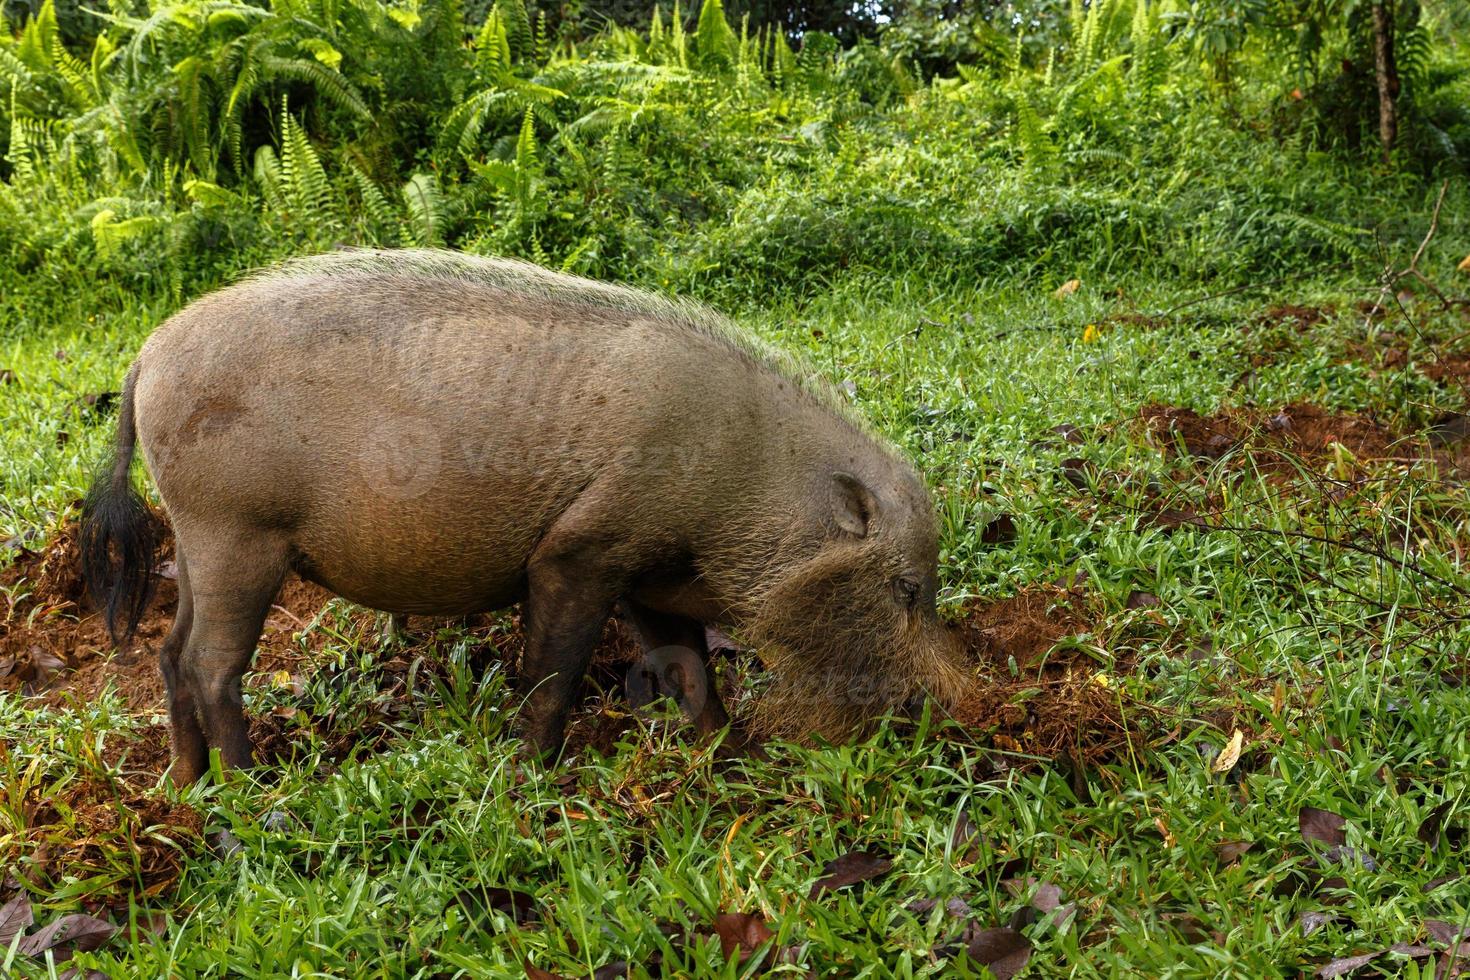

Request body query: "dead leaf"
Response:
[591, 963, 629, 979]
[1212, 729, 1245, 774]
[1003, 877, 1075, 930]
[1003, 877, 1062, 913]
[1051, 423, 1084, 444]
[1300, 807, 1347, 847]
[1418, 800, 1453, 849]
[1298, 910, 1341, 936]
[17, 913, 116, 961]
[1457, 254, 1470, 273]
[949, 809, 980, 864]
[1161, 911, 1217, 944]
[963, 926, 1032, 979]
[712, 912, 773, 962]
[30, 647, 65, 679]
[1389, 943, 1434, 958]
[0, 894, 34, 947]
[1059, 457, 1091, 488]
[455, 886, 539, 928]
[0, 369, 13, 385]
[809, 850, 892, 898]
[1126, 590, 1162, 611]
[1427, 921, 1468, 945]
[1321, 844, 1377, 870]
[1054, 279, 1081, 299]
[79, 391, 119, 415]
[908, 896, 974, 919]
[126, 910, 169, 943]
[980, 514, 1017, 546]
[1428, 413, 1470, 448]
[1315, 951, 1382, 977]
[1216, 840, 1253, 865]
[523, 964, 569, 980]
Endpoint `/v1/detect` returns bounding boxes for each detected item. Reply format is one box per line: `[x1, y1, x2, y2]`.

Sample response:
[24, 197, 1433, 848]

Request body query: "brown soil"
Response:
[2, 515, 1177, 907]
[1253, 304, 1335, 331]
[1, 521, 335, 711]
[0, 516, 652, 908]
[948, 589, 1144, 765]
[1138, 402, 1413, 469]
[1340, 333, 1409, 372]
[1420, 352, 1470, 388]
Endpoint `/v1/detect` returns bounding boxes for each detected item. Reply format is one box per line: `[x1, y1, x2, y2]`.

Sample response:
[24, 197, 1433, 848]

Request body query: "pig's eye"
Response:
[893, 576, 921, 608]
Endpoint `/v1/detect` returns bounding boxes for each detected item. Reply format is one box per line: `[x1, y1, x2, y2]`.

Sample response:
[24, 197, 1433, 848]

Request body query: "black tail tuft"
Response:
[79, 363, 160, 645]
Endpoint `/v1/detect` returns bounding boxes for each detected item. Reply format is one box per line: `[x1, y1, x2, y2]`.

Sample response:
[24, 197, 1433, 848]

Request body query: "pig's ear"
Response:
[830, 472, 877, 538]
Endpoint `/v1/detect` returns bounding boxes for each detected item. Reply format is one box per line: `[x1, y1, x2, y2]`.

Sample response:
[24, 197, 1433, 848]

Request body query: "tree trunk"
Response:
[1372, 0, 1400, 164]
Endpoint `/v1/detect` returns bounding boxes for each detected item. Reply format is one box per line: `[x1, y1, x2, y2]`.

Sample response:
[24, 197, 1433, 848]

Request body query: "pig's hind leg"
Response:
[172, 522, 290, 773]
[621, 601, 729, 737]
[157, 553, 206, 785]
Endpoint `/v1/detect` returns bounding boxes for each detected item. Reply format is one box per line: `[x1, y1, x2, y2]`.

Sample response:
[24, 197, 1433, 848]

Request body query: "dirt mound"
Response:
[1138, 402, 1410, 468]
[949, 589, 1142, 765]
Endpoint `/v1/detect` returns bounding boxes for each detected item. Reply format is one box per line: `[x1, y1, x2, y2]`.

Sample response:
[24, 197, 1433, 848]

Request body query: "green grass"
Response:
[5, 242, 1470, 976]
[4, 0, 1470, 972]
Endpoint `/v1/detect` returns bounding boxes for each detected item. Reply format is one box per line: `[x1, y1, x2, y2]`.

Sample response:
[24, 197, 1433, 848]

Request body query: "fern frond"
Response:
[401, 171, 445, 246]
[694, 0, 737, 69]
[253, 143, 285, 212]
[278, 101, 333, 225]
[347, 160, 397, 238]
[257, 55, 370, 119]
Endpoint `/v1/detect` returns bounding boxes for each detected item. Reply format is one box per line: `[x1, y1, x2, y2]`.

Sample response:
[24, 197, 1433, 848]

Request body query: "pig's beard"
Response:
[740, 548, 974, 742]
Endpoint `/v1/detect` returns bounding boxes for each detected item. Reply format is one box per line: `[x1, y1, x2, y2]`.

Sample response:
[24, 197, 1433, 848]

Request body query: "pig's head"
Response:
[741, 462, 976, 741]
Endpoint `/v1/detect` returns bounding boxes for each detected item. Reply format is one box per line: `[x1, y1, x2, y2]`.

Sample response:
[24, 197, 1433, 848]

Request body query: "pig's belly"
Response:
[287, 476, 558, 616]
[295, 553, 528, 617]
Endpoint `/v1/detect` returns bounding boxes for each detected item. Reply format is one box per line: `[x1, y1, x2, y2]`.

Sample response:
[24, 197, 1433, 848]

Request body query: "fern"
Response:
[277, 100, 334, 230]
[91, 207, 161, 257]
[401, 171, 445, 246]
[1014, 96, 1058, 175]
[253, 143, 285, 213]
[173, 55, 216, 177]
[492, 0, 534, 65]
[258, 56, 370, 121]
[694, 0, 738, 70]
[437, 78, 562, 163]
[346, 160, 398, 240]
[1129, 0, 1169, 104]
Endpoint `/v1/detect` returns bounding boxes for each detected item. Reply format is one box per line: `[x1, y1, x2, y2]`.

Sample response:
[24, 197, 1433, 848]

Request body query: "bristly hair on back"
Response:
[249, 247, 883, 438]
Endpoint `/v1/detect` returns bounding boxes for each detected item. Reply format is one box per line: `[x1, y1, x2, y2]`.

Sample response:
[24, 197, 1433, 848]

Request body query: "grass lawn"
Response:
[4, 251, 1470, 977]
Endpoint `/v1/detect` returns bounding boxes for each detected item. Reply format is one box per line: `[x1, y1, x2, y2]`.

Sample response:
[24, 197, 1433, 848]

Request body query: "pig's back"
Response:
[129, 252, 763, 613]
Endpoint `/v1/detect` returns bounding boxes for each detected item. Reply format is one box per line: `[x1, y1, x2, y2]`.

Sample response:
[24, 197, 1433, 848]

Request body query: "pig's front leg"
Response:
[516, 498, 623, 758]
